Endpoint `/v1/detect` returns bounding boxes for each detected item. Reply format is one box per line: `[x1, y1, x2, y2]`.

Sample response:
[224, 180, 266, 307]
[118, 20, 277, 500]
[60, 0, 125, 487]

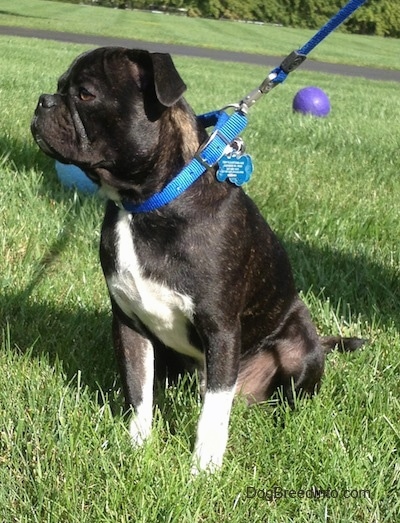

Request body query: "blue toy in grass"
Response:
[293, 86, 331, 117]
[55, 161, 98, 194]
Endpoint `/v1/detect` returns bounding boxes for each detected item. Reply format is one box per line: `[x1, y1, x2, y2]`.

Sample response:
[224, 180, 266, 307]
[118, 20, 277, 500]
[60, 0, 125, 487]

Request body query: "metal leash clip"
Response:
[239, 72, 278, 113]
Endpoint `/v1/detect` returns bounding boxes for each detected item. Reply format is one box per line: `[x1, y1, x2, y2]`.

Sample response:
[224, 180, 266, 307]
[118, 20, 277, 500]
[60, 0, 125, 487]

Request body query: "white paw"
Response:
[191, 431, 227, 475]
[129, 416, 151, 447]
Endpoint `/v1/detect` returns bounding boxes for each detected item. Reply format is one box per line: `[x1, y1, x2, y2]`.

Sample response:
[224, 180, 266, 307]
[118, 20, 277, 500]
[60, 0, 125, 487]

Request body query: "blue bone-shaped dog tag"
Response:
[216, 154, 254, 186]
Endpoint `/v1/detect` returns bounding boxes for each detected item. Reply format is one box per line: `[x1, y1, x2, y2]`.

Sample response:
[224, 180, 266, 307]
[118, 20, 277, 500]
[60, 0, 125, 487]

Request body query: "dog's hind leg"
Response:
[237, 341, 325, 406]
[272, 304, 326, 406]
[112, 314, 154, 447]
[237, 304, 325, 406]
[274, 334, 325, 407]
[236, 351, 279, 404]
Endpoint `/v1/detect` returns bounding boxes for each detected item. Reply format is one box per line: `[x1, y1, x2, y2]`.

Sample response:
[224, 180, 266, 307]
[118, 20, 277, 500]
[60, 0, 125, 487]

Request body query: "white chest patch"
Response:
[107, 211, 203, 362]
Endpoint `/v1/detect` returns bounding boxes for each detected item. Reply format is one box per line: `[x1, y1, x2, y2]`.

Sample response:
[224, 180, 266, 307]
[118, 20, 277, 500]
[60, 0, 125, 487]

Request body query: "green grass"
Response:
[0, 31, 399, 522]
[1, 0, 400, 70]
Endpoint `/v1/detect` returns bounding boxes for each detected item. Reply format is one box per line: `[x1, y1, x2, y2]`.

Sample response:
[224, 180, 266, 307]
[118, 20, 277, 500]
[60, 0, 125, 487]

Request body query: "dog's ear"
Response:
[150, 52, 187, 107]
[127, 49, 186, 107]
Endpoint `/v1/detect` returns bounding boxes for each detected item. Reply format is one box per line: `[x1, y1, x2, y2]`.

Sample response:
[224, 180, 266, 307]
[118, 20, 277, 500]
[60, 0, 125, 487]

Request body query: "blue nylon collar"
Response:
[121, 109, 248, 214]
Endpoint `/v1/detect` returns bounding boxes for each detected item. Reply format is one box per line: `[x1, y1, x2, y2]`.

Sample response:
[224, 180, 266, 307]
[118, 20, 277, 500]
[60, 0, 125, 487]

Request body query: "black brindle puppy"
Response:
[31, 47, 364, 473]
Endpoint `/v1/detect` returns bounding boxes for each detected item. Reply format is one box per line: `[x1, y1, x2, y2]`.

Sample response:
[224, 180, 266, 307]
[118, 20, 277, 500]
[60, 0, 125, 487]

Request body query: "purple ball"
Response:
[293, 86, 331, 117]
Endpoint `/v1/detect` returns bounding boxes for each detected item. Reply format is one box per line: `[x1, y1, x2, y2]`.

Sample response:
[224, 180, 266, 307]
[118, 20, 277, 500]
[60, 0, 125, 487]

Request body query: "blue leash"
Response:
[241, 0, 368, 108]
[123, 0, 367, 214]
[301, 0, 367, 55]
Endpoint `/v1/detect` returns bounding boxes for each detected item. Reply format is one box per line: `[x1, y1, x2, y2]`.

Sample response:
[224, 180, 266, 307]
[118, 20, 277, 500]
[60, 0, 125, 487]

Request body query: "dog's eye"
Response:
[78, 87, 95, 102]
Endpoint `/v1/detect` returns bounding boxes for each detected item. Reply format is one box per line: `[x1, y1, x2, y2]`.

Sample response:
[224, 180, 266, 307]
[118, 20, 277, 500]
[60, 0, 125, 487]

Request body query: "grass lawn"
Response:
[0, 22, 399, 523]
[1, 0, 400, 70]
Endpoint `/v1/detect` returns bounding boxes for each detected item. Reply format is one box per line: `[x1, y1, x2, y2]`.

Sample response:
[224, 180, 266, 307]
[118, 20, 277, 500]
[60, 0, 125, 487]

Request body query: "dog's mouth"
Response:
[32, 132, 58, 159]
[31, 116, 98, 171]
[30, 115, 63, 160]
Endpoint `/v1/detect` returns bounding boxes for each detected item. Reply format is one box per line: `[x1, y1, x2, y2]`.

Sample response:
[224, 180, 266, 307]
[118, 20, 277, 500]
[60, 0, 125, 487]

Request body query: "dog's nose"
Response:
[39, 94, 58, 109]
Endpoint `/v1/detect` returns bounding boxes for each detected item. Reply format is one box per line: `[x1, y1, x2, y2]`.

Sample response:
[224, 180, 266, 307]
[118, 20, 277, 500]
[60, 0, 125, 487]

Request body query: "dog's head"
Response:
[31, 47, 197, 200]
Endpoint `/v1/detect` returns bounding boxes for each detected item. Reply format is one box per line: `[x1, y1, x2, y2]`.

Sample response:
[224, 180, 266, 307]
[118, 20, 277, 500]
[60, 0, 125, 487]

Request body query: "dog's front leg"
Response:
[112, 313, 154, 447]
[191, 321, 240, 474]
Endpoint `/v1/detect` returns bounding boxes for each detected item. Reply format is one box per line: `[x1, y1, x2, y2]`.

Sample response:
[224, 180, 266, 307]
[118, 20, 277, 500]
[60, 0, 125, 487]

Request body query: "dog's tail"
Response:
[320, 336, 367, 354]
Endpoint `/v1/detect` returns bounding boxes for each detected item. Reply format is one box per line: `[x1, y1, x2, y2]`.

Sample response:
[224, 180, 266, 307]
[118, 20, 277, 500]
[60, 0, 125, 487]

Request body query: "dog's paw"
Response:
[190, 432, 227, 475]
[190, 457, 221, 476]
[129, 416, 151, 448]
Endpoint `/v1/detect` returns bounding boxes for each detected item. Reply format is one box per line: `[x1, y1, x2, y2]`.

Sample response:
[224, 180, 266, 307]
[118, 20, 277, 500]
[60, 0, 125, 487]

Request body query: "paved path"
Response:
[1, 25, 399, 83]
